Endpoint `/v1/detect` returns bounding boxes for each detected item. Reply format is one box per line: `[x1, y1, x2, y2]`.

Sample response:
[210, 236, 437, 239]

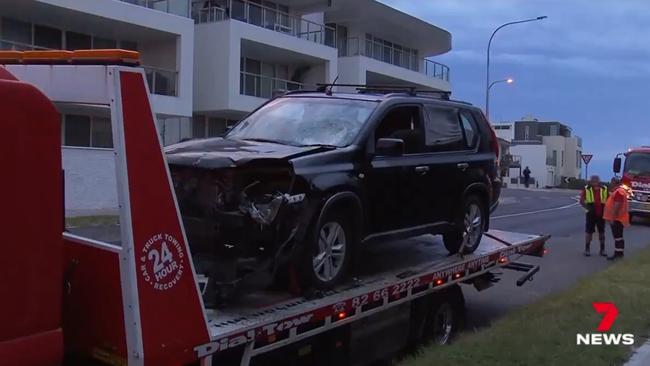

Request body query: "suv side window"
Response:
[460, 110, 478, 149]
[375, 105, 426, 154]
[423, 105, 464, 152]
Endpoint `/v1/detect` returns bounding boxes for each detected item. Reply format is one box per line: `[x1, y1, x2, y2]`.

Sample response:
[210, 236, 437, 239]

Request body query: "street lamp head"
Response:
[537, 16, 548, 20]
[507, 78, 514, 84]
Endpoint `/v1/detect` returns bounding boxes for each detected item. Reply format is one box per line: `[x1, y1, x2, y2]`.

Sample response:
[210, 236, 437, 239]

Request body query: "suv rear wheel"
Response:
[443, 195, 485, 254]
[302, 209, 353, 289]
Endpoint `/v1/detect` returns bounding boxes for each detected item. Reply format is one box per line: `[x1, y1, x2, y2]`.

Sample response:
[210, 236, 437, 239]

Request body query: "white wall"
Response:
[542, 136, 581, 183]
[62, 147, 118, 214]
[494, 123, 515, 142]
[510, 144, 549, 187]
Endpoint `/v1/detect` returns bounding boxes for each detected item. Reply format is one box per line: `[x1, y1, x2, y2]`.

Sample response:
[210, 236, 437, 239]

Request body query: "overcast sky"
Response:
[380, 0, 650, 178]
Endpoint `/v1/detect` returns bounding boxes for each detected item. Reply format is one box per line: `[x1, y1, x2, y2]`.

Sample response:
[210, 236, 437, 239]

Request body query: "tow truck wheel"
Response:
[303, 209, 353, 289]
[423, 286, 464, 346]
[443, 195, 485, 254]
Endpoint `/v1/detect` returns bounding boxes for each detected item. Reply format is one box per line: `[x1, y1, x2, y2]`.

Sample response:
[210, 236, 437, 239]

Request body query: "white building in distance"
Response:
[494, 116, 582, 188]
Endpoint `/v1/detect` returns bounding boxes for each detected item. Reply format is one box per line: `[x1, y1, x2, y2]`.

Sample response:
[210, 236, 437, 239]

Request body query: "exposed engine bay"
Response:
[170, 164, 309, 305]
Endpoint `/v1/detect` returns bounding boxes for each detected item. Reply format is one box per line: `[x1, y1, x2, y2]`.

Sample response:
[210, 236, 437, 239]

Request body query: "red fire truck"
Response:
[614, 147, 650, 221]
[0, 50, 549, 366]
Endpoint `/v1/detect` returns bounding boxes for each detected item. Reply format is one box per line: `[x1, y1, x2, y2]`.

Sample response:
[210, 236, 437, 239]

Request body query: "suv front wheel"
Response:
[443, 195, 485, 254]
[301, 209, 353, 289]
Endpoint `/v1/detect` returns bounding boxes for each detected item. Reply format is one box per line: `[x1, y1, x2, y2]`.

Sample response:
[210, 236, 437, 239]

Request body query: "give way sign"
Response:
[581, 154, 593, 165]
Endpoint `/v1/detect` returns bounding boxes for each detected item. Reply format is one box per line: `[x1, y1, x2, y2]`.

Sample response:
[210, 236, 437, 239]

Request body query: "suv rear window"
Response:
[423, 105, 465, 151]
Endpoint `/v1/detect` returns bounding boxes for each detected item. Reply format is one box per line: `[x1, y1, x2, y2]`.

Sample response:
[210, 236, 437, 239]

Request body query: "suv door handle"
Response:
[414, 166, 429, 175]
[457, 163, 469, 170]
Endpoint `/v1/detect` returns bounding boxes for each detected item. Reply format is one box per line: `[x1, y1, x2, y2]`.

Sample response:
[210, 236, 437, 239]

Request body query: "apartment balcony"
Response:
[342, 37, 449, 82]
[120, 0, 191, 17]
[240, 71, 305, 99]
[193, 13, 338, 117]
[191, 0, 336, 48]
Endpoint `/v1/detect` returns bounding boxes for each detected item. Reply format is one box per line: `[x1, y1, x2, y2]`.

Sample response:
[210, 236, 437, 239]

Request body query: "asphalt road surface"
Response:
[464, 188, 650, 330]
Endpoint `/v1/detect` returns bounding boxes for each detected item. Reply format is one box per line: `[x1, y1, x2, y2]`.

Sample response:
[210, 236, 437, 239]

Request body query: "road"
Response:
[464, 188, 650, 330]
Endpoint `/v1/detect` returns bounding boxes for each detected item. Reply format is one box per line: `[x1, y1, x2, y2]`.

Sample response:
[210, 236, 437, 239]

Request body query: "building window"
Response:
[524, 126, 530, 140]
[192, 116, 237, 138]
[552, 150, 558, 166]
[93, 37, 117, 49]
[1, 17, 32, 49]
[34, 25, 62, 49]
[364, 33, 419, 71]
[65, 31, 92, 50]
[62, 114, 113, 148]
[561, 151, 565, 167]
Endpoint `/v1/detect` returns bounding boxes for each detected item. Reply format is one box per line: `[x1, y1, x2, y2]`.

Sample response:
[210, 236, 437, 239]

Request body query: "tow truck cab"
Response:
[614, 147, 650, 218]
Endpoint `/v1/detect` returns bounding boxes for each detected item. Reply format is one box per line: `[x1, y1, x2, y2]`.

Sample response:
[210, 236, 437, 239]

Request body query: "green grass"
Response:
[65, 215, 119, 228]
[401, 246, 650, 366]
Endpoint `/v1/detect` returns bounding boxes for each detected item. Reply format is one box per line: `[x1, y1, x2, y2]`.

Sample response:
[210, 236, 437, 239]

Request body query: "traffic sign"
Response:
[581, 154, 593, 165]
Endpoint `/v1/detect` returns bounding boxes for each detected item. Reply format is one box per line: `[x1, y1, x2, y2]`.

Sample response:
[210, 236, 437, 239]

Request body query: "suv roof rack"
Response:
[315, 83, 452, 100]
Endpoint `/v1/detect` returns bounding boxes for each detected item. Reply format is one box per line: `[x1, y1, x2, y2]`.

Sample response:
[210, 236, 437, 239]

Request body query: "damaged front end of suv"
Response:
[166, 138, 322, 305]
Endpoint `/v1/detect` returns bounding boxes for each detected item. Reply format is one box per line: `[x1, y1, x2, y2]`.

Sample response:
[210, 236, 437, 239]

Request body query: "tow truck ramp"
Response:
[198, 230, 548, 363]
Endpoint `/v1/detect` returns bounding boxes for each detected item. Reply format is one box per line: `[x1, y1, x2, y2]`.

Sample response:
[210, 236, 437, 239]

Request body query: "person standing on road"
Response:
[580, 175, 608, 256]
[523, 166, 531, 188]
[603, 177, 632, 260]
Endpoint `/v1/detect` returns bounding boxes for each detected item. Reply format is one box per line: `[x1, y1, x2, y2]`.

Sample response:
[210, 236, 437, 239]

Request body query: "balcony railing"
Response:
[1, 39, 50, 51]
[144, 66, 179, 96]
[341, 37, 450, 82]
[240, 71, 304, 99]
[120, 0, 191, 17]
[192, 0, 336, 48]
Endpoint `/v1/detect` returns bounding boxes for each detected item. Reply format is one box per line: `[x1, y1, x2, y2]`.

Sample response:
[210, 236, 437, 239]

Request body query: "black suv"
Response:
[166, 88, 501, 296]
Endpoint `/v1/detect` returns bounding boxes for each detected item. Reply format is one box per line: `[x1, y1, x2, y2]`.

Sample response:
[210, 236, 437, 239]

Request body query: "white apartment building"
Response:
[190, 0, 451, 137]
[495, 117, 582, 187]
[1, 0, 451, 212]
[0, 0, 194, 212]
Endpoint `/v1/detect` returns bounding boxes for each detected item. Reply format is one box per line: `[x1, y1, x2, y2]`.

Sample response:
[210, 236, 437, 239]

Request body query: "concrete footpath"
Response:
[626, 338, 650, 366]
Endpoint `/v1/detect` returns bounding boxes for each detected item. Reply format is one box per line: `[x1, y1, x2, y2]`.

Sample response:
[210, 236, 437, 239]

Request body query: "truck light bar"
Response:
[0, 49, 140, 66]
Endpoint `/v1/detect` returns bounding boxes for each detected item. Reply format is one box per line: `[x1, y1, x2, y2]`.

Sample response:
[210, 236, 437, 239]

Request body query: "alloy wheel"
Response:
[463, 203, 483, 249]
[313, 222, 347, 282]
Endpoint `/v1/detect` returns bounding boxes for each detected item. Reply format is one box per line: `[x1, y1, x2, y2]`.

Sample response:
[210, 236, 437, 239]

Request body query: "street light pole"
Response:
[485, 16, 547, 121]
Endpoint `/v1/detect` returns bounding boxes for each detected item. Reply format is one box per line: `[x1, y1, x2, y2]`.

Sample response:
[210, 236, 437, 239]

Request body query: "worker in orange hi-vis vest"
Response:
[603, 177, 632, 260]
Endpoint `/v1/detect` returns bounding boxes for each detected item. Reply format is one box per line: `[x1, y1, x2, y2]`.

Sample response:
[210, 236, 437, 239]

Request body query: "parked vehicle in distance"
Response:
[614, 147, 650, 222]
[165, 86, 501, 299]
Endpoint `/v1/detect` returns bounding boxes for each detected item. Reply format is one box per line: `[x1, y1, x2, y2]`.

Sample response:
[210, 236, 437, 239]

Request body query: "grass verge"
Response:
[401, 246, 650, 366]
[65, 215, 119, 228]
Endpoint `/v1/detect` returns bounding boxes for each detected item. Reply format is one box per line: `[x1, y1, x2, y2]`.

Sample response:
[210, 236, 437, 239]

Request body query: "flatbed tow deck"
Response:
[0, 57, 549, 366]
[200, 230, 548, 365]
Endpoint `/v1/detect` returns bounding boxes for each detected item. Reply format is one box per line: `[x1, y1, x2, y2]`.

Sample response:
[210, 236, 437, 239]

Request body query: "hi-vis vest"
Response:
[604, 186, 631, 226]
[584, 185, 608, 206]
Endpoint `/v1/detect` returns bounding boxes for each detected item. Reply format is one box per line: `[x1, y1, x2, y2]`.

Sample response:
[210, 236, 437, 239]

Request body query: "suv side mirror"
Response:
[376, 138, 404, 156]
[613, 157, 622, 174]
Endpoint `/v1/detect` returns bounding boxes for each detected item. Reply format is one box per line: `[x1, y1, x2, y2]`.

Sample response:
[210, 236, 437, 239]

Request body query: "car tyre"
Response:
[422, 287, 464, 345]
[301, 208, 353, 289]
[443, 195, 485, 254]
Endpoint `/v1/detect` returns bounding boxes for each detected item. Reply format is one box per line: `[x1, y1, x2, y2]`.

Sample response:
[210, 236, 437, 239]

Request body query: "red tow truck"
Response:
[0, 50, 550, 366]
[614, 147, 650, 221]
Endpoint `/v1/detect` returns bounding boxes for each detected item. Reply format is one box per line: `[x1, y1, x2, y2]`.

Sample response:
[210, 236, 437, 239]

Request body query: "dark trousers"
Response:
[611, 221, 625, 253]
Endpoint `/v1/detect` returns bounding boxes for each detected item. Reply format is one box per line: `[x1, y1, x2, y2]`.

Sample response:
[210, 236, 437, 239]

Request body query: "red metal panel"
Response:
[0, 68, 63, 365]
[62, 238, 128, 365]
[119, 71, 210, 365]
[0, 329, 63, 366]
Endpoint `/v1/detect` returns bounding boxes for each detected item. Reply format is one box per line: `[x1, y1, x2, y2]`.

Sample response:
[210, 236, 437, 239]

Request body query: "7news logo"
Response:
[576, 302, 635, 345]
